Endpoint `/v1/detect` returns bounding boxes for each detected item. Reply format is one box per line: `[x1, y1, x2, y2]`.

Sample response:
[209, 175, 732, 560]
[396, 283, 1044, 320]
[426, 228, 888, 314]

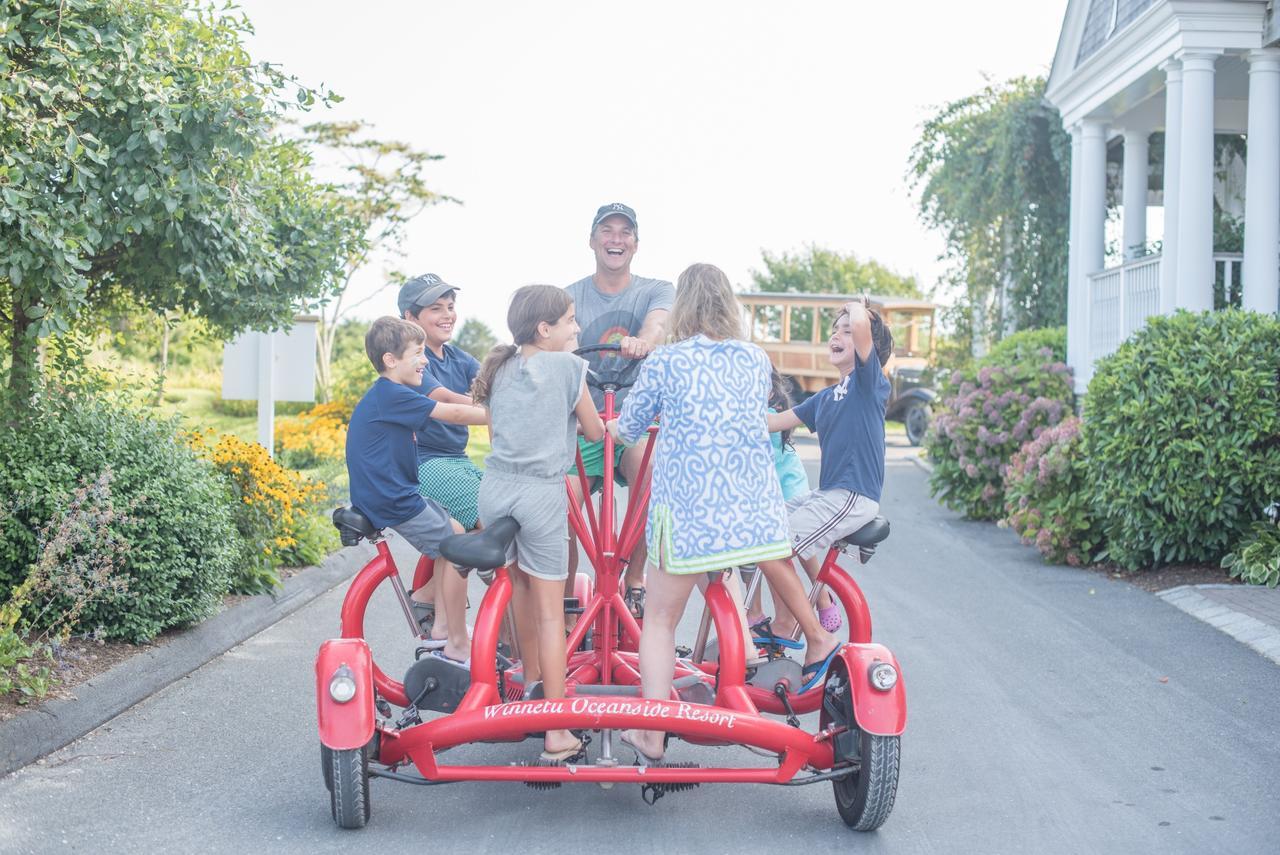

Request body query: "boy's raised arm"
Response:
[844, 299, 874, 362]
[767, 408, 803, 433]
[431, 402, 489, 426]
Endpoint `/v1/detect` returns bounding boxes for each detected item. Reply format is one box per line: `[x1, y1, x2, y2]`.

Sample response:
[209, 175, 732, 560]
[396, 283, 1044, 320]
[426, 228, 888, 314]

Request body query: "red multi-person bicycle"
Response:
[315, 344, 906, 831]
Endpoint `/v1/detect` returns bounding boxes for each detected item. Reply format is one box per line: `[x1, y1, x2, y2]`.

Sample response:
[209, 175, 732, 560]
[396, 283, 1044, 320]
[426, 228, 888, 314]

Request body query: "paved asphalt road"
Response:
[2, 440, 1278, 854]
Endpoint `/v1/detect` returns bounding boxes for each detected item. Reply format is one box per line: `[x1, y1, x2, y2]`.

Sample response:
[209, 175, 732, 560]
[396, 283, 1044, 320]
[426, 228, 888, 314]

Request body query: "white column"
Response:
[1159, 60, 1182, 313]
[1175, 50, 1220, 312]
[1122, 129, 1149, 260]
[1242, 49, 1280, 315]
[1066, 125, 1085, 391]
[1077, 120, 1108, 390]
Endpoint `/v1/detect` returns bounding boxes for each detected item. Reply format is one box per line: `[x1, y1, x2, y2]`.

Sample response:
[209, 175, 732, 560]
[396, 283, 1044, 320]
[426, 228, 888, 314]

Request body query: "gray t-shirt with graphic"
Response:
[565, 274, 674, 409]
[484, 350, 588, 483]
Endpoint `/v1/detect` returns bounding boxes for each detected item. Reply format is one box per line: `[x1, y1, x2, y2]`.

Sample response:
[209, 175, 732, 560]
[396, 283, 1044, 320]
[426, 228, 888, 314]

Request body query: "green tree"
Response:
[749, 245, 921, 298]
[0, 0, 358, 404]
[908, 76, 1071, 351]
[298, 121, 457, 400]
[453, 318, 497, 361]
[748, 245, 921, 342]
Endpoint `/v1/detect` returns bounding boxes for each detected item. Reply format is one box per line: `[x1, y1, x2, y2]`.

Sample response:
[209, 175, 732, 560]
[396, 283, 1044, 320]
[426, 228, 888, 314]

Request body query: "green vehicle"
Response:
[738, 292, 938, 445]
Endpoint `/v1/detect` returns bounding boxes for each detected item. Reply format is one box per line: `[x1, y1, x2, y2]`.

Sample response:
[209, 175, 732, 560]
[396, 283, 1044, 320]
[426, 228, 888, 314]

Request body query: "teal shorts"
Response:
[568, 436, 628, 488]
[417, 456, 483, 530]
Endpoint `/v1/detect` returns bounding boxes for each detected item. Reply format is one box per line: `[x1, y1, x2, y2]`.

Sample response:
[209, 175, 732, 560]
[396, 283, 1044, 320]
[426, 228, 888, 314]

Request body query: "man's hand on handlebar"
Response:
[618, 335, 652, 360]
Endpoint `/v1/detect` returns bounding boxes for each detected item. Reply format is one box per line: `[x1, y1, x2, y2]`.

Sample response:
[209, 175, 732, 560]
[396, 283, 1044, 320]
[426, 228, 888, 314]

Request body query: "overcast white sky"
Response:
[238, 1, 1069, 338]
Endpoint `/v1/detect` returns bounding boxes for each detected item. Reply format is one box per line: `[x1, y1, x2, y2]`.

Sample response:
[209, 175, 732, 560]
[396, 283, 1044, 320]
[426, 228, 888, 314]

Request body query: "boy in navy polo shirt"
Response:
[345, 317, 488, 666]
[757, 298, 893, 691]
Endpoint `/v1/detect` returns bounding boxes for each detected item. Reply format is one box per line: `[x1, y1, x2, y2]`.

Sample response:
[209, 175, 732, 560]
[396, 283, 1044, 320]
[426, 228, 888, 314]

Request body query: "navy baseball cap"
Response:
[397, 273, 458, 316]
[591, 202, 638, 235]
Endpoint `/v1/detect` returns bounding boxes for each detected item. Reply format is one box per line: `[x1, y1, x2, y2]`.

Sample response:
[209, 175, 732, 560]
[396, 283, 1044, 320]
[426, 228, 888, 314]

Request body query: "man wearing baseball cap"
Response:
[397, 273, 483, 635]
[565, 203, 674, 617]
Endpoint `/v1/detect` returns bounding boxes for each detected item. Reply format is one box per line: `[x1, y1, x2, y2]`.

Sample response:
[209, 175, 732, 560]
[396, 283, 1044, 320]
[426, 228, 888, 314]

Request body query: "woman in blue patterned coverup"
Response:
[607, 263, 791, 764]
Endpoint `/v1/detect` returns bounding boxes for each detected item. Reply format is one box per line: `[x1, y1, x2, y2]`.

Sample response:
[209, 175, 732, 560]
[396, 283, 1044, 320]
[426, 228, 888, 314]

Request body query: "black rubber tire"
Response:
[904, 401, 929, 447]
[820, 661, 900, 832]
[328, 744, 371, 829]
[321, 744, 333, 792]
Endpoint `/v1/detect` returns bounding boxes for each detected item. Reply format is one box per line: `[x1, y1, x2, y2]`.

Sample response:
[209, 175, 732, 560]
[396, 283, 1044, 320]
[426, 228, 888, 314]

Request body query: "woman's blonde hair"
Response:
[668, 263, 742, 342]
[471, 284, 573, 404]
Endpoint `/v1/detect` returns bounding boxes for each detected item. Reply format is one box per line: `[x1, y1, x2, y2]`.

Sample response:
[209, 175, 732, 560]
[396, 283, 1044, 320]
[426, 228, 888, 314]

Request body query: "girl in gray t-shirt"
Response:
[472, 285, 604, 763]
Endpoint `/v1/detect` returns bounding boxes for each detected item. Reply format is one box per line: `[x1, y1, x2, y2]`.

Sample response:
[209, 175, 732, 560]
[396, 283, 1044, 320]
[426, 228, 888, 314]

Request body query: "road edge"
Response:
[0, 543, 374, 778]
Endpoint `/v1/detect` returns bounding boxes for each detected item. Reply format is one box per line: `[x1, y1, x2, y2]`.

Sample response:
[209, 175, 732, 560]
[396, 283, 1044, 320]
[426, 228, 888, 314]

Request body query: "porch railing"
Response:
[1086, 252, 1245, 365]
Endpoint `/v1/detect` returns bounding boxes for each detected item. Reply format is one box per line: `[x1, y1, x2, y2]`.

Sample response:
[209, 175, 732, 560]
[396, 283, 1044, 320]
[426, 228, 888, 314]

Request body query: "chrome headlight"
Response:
[329, 664, 357, 703]
[868, 661, 898, 692]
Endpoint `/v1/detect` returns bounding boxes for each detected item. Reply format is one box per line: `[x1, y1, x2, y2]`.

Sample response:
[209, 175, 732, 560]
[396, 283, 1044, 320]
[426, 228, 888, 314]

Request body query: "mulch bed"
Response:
[1084, 562, 1241, 593]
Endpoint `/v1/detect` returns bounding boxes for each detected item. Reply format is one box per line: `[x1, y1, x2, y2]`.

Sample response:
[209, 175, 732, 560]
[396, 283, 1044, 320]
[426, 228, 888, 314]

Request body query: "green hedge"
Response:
[0, 391, 238, 641]
[1086, 309, 1280, 570]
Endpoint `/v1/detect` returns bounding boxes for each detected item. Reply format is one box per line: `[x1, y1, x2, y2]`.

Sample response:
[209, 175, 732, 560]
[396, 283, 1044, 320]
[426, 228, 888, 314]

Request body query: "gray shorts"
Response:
[786, 489, 880, 560]
[477, 474, 569, 581]
[390, 500, 454, 559]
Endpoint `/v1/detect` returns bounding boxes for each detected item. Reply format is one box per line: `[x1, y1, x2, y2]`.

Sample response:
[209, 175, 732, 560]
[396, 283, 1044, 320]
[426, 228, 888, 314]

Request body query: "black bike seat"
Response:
[838, 516, 890, 549]
[439, 517, 520, 570]
[332, 507, 380, 546]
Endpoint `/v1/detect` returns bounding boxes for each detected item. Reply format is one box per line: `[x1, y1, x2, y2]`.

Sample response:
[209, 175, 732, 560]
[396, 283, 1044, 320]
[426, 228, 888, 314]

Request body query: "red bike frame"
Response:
[324, 386, 906, 785]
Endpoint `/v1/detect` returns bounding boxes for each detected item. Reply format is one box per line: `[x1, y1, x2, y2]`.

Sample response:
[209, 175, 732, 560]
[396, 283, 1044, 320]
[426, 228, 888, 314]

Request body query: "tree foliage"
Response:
[0, 0, 358, 401]
[909, 76, 1070, 350]
[749, 245, 921, 299]
[297, 121, 457, 400]
[453, 318, 497, 361]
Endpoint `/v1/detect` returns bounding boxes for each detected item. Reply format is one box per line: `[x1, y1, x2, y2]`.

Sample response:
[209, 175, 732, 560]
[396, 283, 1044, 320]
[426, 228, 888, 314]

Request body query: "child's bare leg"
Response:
[627, 564, 699, 760]
[411, 575, 435, 605]
[429, 521, 470, 662]
[510, 568, 539, 684]
[756, 557, 837, 667]
[619, 445, 648, 593]
[696, 570, 758, 662]
[528, 573, 576, 753]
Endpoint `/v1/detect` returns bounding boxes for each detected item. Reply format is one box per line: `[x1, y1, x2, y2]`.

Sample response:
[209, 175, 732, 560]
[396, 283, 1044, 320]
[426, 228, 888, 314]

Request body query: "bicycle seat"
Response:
[837, 516, 890, 549]
[439, 517, 520, 571]
[332, 507, 380, 546]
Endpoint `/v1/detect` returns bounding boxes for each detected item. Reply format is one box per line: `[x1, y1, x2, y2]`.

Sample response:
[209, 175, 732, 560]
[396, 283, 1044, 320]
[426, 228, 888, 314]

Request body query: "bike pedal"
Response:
[639, 763, 700, 805]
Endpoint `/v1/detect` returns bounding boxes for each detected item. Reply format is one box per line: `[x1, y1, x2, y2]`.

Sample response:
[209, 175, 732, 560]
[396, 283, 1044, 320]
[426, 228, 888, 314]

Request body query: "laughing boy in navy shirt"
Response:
[756, 298, 893, 691]
[345, 317, 488, 666]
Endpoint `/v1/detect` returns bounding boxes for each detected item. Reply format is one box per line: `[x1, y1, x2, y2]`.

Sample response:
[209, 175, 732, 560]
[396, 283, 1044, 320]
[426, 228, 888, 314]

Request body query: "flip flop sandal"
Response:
[818, 603, 843, 633]
[798, 645, 841, 693]
[539, 738, 587, 763]
[417, 637, 447, 651]
[411, 600, 435, 634]
[431, 650, 471, 670]
[619, 730, 664, 767]
[752, 629, 804, 651]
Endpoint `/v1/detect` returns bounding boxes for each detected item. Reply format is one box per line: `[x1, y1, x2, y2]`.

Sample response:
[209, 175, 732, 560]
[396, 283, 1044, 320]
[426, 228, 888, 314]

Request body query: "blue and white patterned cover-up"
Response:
[616, 335, 792, 574]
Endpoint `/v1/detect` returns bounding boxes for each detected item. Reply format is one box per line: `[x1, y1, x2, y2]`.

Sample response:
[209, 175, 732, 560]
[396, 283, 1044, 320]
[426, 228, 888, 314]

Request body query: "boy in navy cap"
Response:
[397, 273, 484, 632]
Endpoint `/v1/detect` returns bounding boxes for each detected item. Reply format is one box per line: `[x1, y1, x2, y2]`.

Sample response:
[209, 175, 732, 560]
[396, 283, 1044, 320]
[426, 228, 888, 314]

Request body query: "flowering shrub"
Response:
[0, 391, 237, 642]
[926, 344, 1075, 520]
[1086, 309, 1280, 570]
[274, 401, 349, 469]
[1002, 417, 1101, 566]
[1, 470, 131, 703]
[188, 432, 333, 593]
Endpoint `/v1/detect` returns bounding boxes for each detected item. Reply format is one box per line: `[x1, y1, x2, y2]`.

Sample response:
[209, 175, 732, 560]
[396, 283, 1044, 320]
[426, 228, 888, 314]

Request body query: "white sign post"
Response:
[221, 316, 319, 457]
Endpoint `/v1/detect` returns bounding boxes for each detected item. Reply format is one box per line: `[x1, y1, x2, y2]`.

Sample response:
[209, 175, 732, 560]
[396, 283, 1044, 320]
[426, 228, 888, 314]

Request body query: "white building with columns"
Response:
[1046, 0, 1280, 393]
